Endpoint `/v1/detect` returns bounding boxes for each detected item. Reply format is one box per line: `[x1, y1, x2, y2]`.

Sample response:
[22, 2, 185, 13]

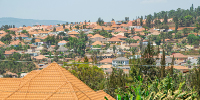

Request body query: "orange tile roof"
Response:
[111, 24, 120, 28]
[35, 39, 41, 42]
[103, 27, 112, 30]
[34, 55, 48, 60]
[100, 65, 112, 68]
[8, 28, 20, 31]
[114, 28, 127, 32]
[132, 36, 141, 40]
[173, 66, 189, 70]
[58, 40, 68, 44]
[139, 32, 145, 36]
[115, 35, 127, 39]
[51, 45, 56, 48]
[69, 35, 78, 38]
[0, 41, 5, 45]
[93, 26, 102, 30]
[0, 30, 6, 34]
[87, 34, 93, 37]
[170, 53, 187, 58]
[68, 31, 79, 35]
[90, 34, 105, 38]
[4, 49, 17, 55]
[108, 37, 122, 42]
[16, 34, 28, 37]
[120, 24, 129, 27]
[99, 58, 113, 63]
[0, 62, 115, 100]
[91, 41, 105, 45]
[10, 40, 25, 45]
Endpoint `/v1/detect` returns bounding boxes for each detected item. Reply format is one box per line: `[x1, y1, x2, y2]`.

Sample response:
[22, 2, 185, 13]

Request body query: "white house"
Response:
[112, 57, 129, 67]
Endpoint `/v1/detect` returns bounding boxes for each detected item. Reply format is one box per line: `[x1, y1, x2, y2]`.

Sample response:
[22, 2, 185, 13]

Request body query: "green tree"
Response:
[31, 38, 35, 43]
[170, 55, 174, 77]
[96, 17, 104, 26]
[141, 39, 157, 79]
[53, 27, 56, 32]
[67, 63, 105, 90]
[64, 29, 69, 32]
[113, 45, 116, 53]
[140, 17, 143, 26]
[84, 56, 89, 62]
[173, 16, 179, 33]
[21, 30, 28, 34]
[187, 34, 199, 45]
[58, 32, 66, 36]
[160, 49, 166, 78]
[164, 14, 168, 25]
[19, 36, 22, 41]
[105, 68, 127, 98]
[1, 34, 12, 44]
[62, 24, 65, 29]
[175, 32, 182, 39]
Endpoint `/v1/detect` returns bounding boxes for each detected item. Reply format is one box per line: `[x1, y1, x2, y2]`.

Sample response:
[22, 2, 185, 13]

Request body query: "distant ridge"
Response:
[0, 17, 69, 28]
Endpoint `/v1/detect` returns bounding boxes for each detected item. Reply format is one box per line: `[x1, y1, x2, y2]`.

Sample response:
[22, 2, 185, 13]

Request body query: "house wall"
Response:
[112, 60, 129, 66]
[58, 43, 66, 45]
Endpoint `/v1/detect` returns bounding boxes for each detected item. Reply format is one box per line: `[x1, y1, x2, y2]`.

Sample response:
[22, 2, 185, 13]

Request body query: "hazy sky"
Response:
[0, 0, 199, 22]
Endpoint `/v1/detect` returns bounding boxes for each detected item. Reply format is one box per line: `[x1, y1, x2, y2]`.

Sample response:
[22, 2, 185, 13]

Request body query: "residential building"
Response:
[112, 57, 129, 67]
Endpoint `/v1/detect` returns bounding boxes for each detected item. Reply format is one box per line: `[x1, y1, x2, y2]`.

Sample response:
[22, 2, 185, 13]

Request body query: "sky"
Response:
[0, 0, 200, 22]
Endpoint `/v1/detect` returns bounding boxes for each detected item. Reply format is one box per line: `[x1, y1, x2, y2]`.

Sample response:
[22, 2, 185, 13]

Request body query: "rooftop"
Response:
[113, 57, 129, 61]
[0, 62, 115, 100]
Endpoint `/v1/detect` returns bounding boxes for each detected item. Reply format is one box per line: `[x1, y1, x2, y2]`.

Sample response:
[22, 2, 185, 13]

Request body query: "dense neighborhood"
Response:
[0, 4, 200, 100]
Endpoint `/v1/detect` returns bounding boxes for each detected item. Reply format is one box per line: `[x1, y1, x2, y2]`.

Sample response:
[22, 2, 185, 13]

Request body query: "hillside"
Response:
[0, 17, 68, 28]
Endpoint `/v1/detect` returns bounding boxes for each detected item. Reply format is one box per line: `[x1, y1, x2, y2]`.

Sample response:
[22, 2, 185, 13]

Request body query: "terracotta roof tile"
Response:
[90, 34, 105, 39]
[34, 55, 48, 60]
[115, 35, 127, 39]
[69, 35, 78, 38]
[87, 34, 93, 37]
[99, 58, 113, 63]
[114, 28, 127, 32]
[68, 31, 79, 35]
[132, 36, 141, 40]
[0, 41, 5, 45]
[0, 62, 115, 99]
[170, 53, 187, 58]
[4, 49, 17, 55]
[91, 41, 105, 45]
[108, 37, 122, 42]
[10, 40, 25, 45]
[100, 65, 112, 68]
[58, 40, 68, 44]
[35, 39, 41, 42]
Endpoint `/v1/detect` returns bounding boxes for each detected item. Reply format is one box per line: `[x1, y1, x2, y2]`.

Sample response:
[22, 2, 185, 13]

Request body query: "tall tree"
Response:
[173, 16, 178, 33]
[170, 55, 174, 77]
[113, 45, 116, 53]
[53, 27, 56, 32]
[62, 24, 65, 29]
[164, 14, 168, 25]
[140, 17, 143, 26]
[160, 49, 166, 78]
[96, 17, 104, 26]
